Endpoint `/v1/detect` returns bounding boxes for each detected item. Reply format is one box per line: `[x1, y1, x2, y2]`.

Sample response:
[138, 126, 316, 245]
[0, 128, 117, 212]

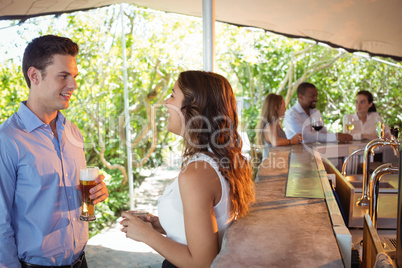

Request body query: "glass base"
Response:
[356, 196, 370, 206]
[80, 215, 96, 221]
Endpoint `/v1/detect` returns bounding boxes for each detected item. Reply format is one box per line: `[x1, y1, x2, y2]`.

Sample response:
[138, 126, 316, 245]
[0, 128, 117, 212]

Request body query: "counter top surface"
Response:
[212, 145, 344, 267]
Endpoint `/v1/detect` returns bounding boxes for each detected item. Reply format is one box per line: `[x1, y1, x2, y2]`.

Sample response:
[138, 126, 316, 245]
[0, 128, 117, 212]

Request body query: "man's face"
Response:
[34, 54, 78, 114]
[299, 87, 318, 110]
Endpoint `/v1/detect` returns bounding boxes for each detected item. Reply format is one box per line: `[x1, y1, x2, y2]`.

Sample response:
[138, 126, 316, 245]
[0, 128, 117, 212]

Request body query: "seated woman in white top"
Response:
[255, 93, 302, 159]
[343, 90, 390, 140]
[120, 71, 255, 268]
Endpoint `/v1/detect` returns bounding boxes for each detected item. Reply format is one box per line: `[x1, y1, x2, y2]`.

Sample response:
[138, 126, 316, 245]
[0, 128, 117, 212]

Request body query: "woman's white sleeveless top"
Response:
[158, 153, 232, 247]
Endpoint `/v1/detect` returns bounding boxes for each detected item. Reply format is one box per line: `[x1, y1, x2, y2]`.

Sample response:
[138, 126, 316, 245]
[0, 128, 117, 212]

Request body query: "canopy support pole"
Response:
[203, 0, 215, 72]
[120, 4, 135, 210]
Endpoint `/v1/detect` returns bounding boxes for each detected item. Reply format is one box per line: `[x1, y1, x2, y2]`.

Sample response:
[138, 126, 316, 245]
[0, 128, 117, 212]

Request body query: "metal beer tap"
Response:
[356, 123, 400, 206]
[342, 148, 365, 176]
[369, 163, 399, 229]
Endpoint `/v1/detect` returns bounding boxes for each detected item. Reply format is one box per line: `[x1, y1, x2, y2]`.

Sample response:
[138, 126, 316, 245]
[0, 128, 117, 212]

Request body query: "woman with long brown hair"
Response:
[256, 93, 302, 159]
[120, 71, 255, 267]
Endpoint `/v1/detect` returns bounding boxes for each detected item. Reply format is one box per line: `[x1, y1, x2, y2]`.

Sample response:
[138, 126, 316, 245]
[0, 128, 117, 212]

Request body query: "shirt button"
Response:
[69, 196, 72, 199]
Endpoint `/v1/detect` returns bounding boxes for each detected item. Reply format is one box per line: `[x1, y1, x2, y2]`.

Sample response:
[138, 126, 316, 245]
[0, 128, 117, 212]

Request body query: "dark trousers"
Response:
[162, 259, 178, 268]
[20, 252, 87, 268]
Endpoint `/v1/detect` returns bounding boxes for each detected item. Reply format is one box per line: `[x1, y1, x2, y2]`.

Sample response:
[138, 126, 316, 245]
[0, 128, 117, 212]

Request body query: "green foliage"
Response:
[214, 26, 402, 142]
[0, 62, 28, 121]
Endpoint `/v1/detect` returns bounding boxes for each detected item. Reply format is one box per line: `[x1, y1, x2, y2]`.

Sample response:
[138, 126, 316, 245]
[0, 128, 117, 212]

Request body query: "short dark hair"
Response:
[297, 82, 316, 96]
[22, 35, 79, 88]
[357, 90, 377, 112]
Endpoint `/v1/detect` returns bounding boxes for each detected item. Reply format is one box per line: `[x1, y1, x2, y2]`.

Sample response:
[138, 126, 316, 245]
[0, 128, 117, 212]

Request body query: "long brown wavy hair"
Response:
[255, 93, 283, 147]
[177, 70, 255, 219]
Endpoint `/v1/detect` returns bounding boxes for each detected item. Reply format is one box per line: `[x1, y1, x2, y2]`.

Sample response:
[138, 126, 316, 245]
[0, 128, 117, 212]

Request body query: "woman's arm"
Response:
[177, 162, 221, 267]
[121, 214, 195, 265]
[121, 161, 220, 268]
[264, 123, 301, 146]
[361, 133, 378, 140]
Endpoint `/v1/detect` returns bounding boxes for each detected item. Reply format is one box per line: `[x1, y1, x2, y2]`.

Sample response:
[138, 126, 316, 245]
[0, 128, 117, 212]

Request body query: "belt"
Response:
[20, 252, 86, 268]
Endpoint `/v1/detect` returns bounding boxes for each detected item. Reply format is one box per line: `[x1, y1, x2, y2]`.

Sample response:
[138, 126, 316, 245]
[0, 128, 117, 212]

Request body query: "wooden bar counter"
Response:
[212, 144, 348, 267]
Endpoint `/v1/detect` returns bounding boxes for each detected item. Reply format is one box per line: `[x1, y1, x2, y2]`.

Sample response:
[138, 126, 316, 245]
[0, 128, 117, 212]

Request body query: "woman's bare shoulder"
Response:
[178, 160, 220, 196]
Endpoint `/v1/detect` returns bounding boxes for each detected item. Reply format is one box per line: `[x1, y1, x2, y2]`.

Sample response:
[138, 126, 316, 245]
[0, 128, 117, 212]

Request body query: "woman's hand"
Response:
[290, 133, 303, 144]
[120, 211, 155, 242]
[361, 133, 379, 140]
[143, 214, 166, 235]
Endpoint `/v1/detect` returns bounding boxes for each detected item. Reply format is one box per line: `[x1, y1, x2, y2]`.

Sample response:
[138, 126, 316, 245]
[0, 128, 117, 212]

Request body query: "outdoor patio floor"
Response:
[85, 168, 178, 268]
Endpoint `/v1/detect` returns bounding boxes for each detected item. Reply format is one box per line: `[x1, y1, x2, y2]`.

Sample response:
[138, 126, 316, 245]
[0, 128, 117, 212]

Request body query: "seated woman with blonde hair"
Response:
[256, 93, 302, 159]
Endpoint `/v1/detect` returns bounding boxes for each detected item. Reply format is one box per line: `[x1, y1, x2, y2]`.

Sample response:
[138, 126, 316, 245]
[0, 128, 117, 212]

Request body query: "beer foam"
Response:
[80, 167, 99, 181]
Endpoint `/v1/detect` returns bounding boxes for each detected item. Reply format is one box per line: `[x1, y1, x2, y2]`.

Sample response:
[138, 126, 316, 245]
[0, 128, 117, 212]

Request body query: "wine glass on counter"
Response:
[344, 115, 355, 134]
[376, 117, 384, 139]
[311, 115, 323, 144]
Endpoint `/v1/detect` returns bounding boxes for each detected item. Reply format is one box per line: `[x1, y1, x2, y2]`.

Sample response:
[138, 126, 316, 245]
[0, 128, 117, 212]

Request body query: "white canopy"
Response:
[1, 0, 402, 61]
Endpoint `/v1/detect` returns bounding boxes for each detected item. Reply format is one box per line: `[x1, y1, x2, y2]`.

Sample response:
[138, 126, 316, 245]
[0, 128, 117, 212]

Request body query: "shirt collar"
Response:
[295, 101, 317, 117]
[17, 101, 66, 133]
[295, 101, 307, 114]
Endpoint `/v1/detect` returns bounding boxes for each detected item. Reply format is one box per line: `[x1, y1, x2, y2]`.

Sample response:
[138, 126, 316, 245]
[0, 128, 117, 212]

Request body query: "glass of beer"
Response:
[376, 118, 384, 139]
[79, 167, 98, 221]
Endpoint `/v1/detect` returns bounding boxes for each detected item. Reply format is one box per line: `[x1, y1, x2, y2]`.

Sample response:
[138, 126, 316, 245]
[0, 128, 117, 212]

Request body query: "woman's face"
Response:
[355, 94, 373, 114]
[278, 99, 286, 117]
[163, 81, 185, 136]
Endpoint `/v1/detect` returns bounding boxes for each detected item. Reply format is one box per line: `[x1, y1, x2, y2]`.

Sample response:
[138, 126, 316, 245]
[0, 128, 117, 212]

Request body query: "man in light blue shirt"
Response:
[284, 82, 352, 143]
[0, 35, 109, 268]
